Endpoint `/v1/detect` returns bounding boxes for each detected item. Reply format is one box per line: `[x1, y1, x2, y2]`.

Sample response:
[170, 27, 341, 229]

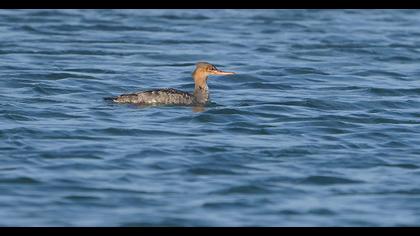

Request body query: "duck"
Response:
[107, 62, 235, 105]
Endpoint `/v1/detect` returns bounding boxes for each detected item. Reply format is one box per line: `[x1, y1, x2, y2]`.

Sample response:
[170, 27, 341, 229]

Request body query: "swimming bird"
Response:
[108, 62, 235, 105]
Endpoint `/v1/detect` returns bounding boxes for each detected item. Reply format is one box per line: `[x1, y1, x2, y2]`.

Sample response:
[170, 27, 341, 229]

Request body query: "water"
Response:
[1, 9, 420, 226]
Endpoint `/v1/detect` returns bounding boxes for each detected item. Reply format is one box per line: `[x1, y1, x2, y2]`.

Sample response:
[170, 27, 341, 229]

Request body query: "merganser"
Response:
[107, 62, 235, 105]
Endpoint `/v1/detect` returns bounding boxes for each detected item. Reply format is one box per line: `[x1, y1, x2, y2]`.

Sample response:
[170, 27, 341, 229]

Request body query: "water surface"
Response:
[1, 9, 420, 226]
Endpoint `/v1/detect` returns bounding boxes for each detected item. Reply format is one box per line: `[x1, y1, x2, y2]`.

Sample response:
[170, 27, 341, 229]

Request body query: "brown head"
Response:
[192, 62, 235, 89]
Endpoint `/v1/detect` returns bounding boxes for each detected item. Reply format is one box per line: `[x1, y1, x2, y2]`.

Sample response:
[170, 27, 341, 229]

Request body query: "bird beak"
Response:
[211, 69, 235, 76]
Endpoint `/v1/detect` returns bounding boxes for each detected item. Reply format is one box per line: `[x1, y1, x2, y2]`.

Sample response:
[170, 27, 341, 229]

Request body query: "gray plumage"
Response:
[111, 88, 196, 105]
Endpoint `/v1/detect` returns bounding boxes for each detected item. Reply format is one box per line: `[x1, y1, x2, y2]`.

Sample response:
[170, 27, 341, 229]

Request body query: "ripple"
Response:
[160, 14, 210, 20]
[28, 72, 99, 81]
[307, 208, 336, 216]
[214, 185, 271, 195]
[284, 67, 329, 75]
[202, 201, 255, 209]
[352, 70, 405, 77]
[187, 167, 239, 176]
[0, 177, 41, 184]
[367, 87, 420, 96]
[381, 163, 419, 169]
[300, 176, 364, 185]
[63, 195, 102, 201]
[40, 150, 105, 160]
[2, 113, 35, 121]
[75, 127, 197, 137]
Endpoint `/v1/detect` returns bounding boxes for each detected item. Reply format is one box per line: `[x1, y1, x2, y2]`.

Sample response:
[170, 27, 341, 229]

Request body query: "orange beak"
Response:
[211, 69, 235, 76]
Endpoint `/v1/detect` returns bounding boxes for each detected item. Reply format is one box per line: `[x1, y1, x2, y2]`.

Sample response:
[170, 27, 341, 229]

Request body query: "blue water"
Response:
[1, 9, 420, 226]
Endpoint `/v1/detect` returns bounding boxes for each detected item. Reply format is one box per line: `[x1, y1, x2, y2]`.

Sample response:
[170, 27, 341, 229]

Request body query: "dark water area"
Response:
[1, 9, 420, 226]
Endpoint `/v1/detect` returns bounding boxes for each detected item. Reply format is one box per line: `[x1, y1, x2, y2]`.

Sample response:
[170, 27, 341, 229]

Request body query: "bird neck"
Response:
[193, 74, 209, 104]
